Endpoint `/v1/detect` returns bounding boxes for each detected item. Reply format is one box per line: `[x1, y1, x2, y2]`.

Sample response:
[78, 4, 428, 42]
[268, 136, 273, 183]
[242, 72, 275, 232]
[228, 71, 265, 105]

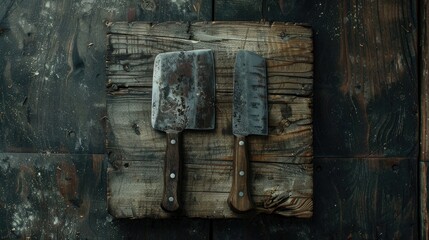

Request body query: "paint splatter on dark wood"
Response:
[0, 153, 108, 239]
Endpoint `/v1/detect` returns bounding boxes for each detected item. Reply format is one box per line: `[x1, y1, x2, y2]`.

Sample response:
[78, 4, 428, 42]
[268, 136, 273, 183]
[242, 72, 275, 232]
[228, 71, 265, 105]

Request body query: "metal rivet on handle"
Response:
[239, 140, 244, 146]
[239, 171, 245, 176]
[239, 191, 244, 197]
[170, 139, 176, 145]
[168, 197, 174, 202]
[170, 173, 176, 179]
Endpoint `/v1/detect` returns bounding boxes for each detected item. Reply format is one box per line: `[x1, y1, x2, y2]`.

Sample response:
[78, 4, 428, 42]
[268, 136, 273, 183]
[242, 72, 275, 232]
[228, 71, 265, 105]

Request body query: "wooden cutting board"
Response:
[106, 21, 313, 218]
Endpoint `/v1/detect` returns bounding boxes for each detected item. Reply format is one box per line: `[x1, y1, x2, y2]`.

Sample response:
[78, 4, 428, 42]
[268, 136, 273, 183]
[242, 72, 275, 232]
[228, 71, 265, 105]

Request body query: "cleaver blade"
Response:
[151, 49, 215, 212]
[228, 50, 268, 212]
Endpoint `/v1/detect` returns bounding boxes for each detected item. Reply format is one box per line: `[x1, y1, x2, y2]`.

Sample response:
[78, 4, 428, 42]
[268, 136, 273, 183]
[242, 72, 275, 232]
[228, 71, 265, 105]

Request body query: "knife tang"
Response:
[227, 135, 254, 212]
[161, 132, 181, 212]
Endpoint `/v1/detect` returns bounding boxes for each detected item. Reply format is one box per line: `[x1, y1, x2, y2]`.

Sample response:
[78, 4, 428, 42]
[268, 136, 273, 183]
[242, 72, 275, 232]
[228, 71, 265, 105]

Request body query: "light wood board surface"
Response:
[106, 21, 313, 218]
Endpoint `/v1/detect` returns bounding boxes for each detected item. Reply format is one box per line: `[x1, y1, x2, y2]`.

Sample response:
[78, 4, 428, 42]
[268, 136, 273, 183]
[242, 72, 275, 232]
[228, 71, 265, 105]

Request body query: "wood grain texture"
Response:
[0, 0, 113, 153]
[422, 162, 429, 239]
[422, 0, 429, 164]
[218, 0, 418, 157]
[0, 0, 420, 238]
[333, 0, 418, 157]
[214, 0, 264, 21]
[0, 152, 211, 239]
[312, 158, 417, 239]
[0, 0, 212, 238]
[212, 158, 418, 239]
[421, 0, 429, 238]
[113, 218, 210, 239]
[0, 153, 108, 239]
[134, 0, 212, 22]
[106, 21, 313, 218]
[0, 0, 213, 154]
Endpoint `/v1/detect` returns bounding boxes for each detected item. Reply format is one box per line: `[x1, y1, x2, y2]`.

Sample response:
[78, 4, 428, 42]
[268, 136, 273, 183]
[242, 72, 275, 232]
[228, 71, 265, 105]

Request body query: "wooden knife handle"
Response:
[227, 136, 254, 212]
[161, 132, 181, 212]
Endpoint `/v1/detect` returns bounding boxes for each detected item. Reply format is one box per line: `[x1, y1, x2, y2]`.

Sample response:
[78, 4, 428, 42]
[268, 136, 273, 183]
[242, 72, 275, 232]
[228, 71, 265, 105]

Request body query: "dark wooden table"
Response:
[0, 0, 423, 239]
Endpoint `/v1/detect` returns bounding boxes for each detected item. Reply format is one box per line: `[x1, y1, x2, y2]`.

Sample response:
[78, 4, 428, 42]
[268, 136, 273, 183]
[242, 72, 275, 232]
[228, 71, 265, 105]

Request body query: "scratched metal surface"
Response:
[151, 49, 215, 133]
[232, 50, 268, 137]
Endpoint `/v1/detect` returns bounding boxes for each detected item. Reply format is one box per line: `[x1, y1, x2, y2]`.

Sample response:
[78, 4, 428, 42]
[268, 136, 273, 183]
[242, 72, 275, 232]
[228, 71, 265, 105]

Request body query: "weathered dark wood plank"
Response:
[0, 0, 213, 238]
[312, 157, 417, 239]
[341, 0, 416, 157]
[0, 156, 416, 238]
[114, 219, 210, 239]
[212, 158, 418, 239]
[216, 0, 418, 157]
[106, 22, 313, 218]
[214, 0, 263, 21]
[0, 0, 117, 153]
[0, 0, 420, 238]
[422, 0, 429, 164]
[422, 162, 429, 239]
[317, 0, 418, 157]
[133, 0, 212, 22]
[420, 0, 429, 238]
[0, 153, 107, 239]
[0, 152, 211, 239]
[0, 0, 213, 154]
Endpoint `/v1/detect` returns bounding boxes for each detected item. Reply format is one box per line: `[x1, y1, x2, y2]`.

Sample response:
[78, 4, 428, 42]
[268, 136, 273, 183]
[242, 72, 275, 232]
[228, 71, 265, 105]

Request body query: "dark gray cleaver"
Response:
[151, 49, 215, 212]
[228, 50, 268, 212]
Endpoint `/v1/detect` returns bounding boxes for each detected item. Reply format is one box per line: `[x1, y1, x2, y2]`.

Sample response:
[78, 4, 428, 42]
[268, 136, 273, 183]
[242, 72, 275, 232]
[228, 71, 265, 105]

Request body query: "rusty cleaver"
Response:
[228, 50, 268, 212]
[151, 49, 215, 212]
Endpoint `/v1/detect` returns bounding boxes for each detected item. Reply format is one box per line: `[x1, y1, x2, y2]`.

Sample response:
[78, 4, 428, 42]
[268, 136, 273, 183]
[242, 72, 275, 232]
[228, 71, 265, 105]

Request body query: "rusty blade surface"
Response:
[151, 49, 215, 132]
[233, 50, 268, 136]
